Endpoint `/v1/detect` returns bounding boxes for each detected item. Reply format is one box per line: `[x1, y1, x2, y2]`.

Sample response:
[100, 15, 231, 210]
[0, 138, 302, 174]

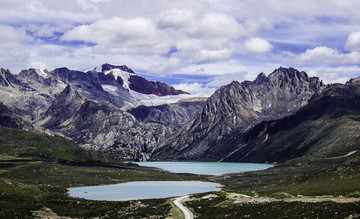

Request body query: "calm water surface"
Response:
[68, 181, 222, 201]
[68, 162, 273, 201]
[133, 161, 274, 175]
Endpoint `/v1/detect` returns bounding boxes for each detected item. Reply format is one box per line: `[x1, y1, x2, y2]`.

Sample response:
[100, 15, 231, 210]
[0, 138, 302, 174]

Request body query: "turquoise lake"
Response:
[68, 181, 222, 201]
[133, 161, 274, 175]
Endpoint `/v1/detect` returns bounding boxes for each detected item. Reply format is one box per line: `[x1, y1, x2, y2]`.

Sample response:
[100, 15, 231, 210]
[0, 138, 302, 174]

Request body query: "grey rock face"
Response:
[223, 76, 360, 163]
[48, 67, 132, 108]
[0, 69, 63, 122]
[152, 67, 325, 161]
[0, 65, 189, 161]
[101, 63, 135, 73]
[0, 101, 32, 130]
[2, 65, 342, 163]
[39, 85, 85, 128]
[48, 99, 171, 161]
[127, 100, 206, 128]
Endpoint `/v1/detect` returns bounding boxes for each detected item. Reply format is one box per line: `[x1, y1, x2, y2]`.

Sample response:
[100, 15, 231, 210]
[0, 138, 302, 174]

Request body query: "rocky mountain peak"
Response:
[253, 72, 269, 85]
[347, 76, 360, 85]
[0, 68, 22, 88]
[19, 68, 49, 78]
[0, 68, 11, 87]
[50, 67, 88, 83]
[269, 67, 308, 82]
[153, 67, 327, 161]
[18, 68, 54, 86]
[40, 84, 85, 128]
[128, 75, 189, 96]
[101, 63, 135, 73]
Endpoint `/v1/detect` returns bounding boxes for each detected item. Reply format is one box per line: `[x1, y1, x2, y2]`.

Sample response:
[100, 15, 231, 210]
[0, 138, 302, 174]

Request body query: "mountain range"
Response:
[0, 65, 359, 164]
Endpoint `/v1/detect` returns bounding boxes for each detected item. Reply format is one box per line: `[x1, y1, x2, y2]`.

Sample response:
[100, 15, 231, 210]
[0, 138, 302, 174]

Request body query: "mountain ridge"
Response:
[1, 65, 359, 164]
[152, 67, 326, 161]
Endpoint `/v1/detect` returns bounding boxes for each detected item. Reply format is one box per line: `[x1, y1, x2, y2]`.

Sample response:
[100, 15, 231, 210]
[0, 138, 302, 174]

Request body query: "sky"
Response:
[1, 0, 360, 96]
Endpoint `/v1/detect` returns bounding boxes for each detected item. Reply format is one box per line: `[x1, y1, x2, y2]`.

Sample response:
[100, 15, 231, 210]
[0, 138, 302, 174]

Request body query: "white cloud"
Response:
[244, 37, 273, 54]
[172, 82, 216, 97]
[206, 72, 248, 87]
[147, 57, 184, 75]
[0, 24, 33, 73]
[300, 65, 360, 84]
[194, 49, 232, 64]
[266, 0, 360, 18]
[62, 17, 171, 54]
[1, 0, 360, 85]
[345, 31, 360, 51]
[0, 43, 30, 73]
[297, 46, 360, 65]
[176, 38, 228, 51]
[27, 23, 72, 38]
[0, 0, 101, 25]
[185, 12, 246, 39]
[157, 9, 194, 29]
[0, 24, 33, 43]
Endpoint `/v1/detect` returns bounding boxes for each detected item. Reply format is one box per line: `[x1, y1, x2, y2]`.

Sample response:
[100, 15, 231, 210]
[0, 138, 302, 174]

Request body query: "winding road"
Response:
[174, 195, 193, 219]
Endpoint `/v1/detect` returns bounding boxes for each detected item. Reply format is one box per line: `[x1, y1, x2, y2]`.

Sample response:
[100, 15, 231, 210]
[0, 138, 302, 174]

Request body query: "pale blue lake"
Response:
[68, 162, 273, 201]
[68, 181, 222, 201]
[133, 161, 274, 175]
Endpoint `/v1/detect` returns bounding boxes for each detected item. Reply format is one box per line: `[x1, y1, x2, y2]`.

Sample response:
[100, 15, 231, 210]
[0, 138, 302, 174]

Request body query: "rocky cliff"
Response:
[127, 99, 206, 128]
[152, 67, 325, 161]
[222, 76, 360, 163]
[2, 64, 359, 164]
[0, 64, 192, 161]
[47, 99, 171, 161]
[0, 101, 32, 130]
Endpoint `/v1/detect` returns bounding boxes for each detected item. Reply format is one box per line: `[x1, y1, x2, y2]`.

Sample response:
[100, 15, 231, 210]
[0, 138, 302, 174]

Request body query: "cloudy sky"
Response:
[1, 0, 360, 96]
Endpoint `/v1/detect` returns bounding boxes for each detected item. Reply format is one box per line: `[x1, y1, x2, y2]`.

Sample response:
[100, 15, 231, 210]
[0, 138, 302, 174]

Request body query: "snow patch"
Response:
[35, 69, 47, 78]
[122, 90, 191, 109]
[58, 82, 67, 90]
[101, 85, 120, 97]
[130, 90, 191, 106]
[102, 84, 191, 107]
[104, 69, 135, 90]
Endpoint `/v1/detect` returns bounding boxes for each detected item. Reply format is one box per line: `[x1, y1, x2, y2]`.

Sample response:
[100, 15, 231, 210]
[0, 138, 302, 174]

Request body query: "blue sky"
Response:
[1, 0, 360, 96]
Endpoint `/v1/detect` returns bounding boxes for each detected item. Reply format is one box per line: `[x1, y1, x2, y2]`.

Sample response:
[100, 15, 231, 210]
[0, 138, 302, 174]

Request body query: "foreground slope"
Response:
[0, 126, 204, 218]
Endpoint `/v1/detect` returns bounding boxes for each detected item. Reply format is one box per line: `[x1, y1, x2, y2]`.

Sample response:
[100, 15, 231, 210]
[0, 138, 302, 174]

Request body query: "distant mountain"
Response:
[100, 63, 189, 96]
[40, 87, 171, 160]
[222, 76, 360, 163]
[2, 64, 359, 164]
[0, 64, 190, 117]
[0, 64, 195, 161]
[152, 67, 326, 161]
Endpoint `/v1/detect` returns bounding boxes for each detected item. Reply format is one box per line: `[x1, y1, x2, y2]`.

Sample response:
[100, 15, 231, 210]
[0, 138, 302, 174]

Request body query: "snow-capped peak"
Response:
[104, 69, 135, 90]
